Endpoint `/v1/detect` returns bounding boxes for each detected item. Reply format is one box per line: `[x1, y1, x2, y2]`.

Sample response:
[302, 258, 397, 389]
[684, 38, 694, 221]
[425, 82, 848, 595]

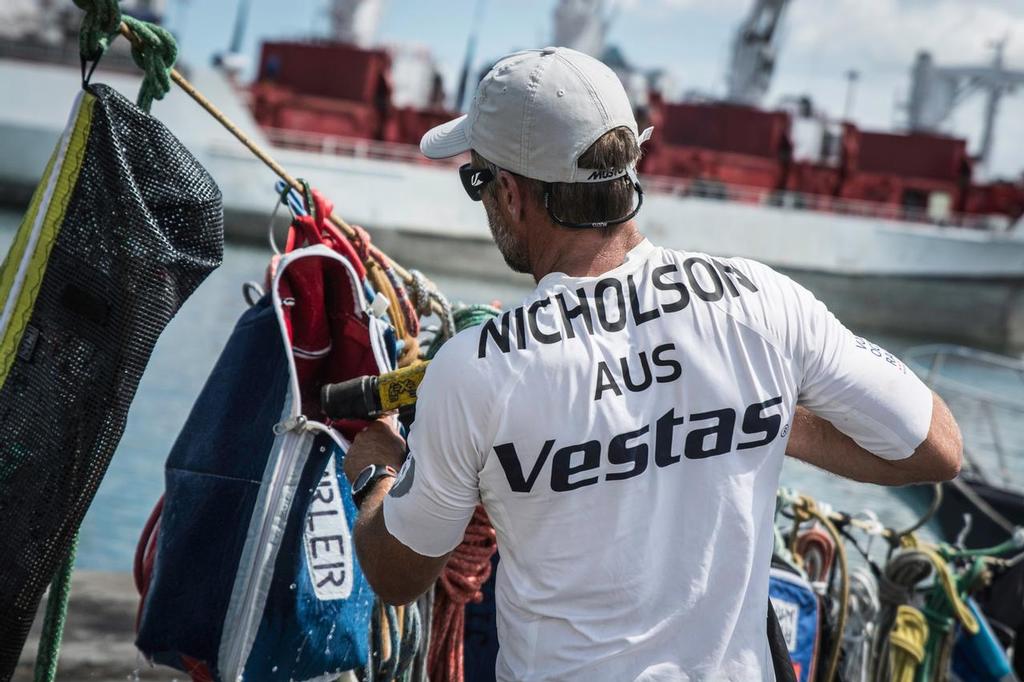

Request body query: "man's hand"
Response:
[343, 418, 406, 486]
[786, 391, 962, 486]
[344, 417, 450, 605]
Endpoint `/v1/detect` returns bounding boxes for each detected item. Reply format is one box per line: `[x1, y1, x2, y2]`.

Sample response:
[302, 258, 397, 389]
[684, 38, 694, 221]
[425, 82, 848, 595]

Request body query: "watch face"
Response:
[352, 464, 377, 495]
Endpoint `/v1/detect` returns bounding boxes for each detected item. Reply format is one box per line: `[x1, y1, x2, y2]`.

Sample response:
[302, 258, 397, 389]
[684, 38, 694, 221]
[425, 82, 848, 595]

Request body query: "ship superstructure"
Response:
[2, 0, 1024, 348]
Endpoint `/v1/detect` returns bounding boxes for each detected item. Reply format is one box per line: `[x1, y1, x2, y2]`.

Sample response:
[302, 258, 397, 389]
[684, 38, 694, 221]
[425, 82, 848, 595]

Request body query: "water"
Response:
[0, 208, 940, 570]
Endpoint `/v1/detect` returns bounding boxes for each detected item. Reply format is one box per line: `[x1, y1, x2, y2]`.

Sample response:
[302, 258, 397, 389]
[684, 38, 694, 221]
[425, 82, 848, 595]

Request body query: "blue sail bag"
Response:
[136, 243, 394, 681]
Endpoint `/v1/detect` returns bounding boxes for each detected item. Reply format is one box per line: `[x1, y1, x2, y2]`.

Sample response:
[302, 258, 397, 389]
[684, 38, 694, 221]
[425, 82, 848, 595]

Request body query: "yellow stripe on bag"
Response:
[0, 90, 96, 386]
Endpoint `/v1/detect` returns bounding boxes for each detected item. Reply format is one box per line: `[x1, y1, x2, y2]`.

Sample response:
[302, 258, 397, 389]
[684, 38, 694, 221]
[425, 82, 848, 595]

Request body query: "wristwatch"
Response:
[351, 464, 397, 507]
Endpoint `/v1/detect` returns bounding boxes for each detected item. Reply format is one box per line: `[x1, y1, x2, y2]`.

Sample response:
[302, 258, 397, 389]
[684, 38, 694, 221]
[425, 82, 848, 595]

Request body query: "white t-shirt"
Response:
[383, 240, 932, 681]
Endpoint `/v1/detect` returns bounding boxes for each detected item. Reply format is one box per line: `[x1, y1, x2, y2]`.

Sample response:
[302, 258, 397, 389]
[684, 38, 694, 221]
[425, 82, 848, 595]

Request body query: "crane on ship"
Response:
[552, 0, 614, 58]
[725, 0, 791, 106]
[329, 0, 383, 47]
[907, 40, 1024, 178]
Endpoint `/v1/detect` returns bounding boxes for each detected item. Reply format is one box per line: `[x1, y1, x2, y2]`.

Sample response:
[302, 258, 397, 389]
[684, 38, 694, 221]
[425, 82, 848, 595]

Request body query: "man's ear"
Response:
[496, 169, 524, 223]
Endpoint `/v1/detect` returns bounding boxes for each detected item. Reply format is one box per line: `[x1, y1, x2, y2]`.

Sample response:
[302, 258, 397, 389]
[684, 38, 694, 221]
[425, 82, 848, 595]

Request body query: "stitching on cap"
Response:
[476, 54, 528, 166]
[558, 55, 615, 181]
[559, 54, 611, 124]
[520, 54, 552, 175]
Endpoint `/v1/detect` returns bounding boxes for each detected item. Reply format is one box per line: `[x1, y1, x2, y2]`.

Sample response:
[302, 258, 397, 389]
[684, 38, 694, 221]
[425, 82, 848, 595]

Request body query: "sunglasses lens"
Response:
[459, 164, 490, 201]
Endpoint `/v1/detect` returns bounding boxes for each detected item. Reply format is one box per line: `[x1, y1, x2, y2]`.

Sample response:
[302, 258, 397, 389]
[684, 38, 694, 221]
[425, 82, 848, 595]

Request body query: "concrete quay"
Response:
[14, 572, 180, 681]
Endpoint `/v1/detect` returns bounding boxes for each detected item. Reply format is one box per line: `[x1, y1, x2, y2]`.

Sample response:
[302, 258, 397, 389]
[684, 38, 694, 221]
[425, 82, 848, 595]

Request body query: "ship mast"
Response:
[552, 0, 612, 58]
[329, 0, 383, 47]
[454, 0, 487, 112]
[907, 40, 1024, 178]
[725, 0, 790, 106]
[227, 0, 251, 56]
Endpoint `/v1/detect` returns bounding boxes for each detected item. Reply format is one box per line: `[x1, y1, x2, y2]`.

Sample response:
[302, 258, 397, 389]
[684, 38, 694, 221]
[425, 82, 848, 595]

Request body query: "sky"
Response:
[164, 0, 1024, 179]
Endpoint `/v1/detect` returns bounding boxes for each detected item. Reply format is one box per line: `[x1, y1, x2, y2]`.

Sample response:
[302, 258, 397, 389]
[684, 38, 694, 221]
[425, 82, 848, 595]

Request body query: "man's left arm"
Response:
[343, 333, 491, 605]
[343, 420, 451, 605]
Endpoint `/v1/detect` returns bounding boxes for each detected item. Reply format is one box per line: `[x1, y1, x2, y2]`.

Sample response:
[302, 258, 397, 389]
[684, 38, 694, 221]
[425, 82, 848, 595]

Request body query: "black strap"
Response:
[767, 600, 798, 682]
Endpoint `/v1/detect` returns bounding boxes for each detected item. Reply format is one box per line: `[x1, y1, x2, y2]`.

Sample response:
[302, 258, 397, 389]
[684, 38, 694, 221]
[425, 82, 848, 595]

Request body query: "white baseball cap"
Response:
[420, 46, 652, 184]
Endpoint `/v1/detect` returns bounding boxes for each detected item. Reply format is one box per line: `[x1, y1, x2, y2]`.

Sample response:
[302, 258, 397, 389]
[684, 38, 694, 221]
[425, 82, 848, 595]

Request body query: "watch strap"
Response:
[352, 464, 397, 507]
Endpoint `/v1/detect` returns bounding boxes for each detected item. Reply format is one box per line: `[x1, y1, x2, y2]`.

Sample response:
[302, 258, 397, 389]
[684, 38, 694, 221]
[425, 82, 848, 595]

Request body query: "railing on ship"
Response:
[641, 176, 1007, 231]
[264, 127, 465, 167]
[0, 36, 142, 72]
[263, 126, 1012, 233]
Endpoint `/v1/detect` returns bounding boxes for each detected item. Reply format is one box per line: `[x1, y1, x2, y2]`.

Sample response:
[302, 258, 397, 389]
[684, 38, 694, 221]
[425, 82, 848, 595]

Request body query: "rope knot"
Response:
[122, 17, 178, 111]
[792, 495, 816, 524]
[890, 605, 928, 666]
[351, 224, 373, 263]
[409, 269, 456, 340]
[73, 0, 121, 61]
[408, 270, 435, 318]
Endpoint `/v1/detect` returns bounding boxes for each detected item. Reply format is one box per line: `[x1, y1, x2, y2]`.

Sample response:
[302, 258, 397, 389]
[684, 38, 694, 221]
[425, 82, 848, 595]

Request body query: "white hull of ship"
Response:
[2, 59, 1024, 349]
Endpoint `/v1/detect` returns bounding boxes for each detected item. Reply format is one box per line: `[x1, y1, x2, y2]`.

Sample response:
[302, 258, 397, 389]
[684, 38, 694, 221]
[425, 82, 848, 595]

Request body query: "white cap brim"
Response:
[420, 115, 471, 159]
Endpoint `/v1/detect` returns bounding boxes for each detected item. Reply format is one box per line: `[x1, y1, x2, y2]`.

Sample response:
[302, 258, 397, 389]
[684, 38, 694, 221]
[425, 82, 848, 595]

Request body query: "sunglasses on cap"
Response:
[459, 163, 644, 230]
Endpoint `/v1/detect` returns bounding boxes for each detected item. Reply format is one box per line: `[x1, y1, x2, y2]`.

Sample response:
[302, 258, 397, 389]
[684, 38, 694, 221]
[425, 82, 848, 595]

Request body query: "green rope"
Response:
[452, 304, 504, 332]
[74, 0, 178, 112]
[72, 0, 121, 62]
[938, 528, 1024, 561]
[424, 304, 502, 359]
[33, 534, 78, 682]
[122, 16, 178, 112]
[300, 179, 317, 221]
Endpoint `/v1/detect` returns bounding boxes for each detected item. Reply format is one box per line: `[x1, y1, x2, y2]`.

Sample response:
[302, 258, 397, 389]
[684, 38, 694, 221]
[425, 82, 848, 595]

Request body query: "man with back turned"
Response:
[342, 46, 962, 681]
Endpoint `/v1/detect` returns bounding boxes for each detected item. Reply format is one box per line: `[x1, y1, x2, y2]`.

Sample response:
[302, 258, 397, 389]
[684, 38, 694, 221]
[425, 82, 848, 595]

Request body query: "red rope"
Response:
[428, 505, 497, 682]
[350, 223, 373, 264]
[796, 526, 836, 583]
[133, 495, 164, 630]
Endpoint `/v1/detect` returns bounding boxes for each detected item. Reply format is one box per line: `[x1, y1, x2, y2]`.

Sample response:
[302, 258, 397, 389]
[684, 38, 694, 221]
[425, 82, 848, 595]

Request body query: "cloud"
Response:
[769, 0, 1024, 178]
[614, 0, 750, 15]
[784, 0, 1024, 69]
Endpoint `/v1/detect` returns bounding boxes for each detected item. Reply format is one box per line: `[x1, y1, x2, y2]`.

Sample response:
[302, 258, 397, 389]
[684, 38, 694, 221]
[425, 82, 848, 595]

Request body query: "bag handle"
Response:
[281, 182, 367, 280]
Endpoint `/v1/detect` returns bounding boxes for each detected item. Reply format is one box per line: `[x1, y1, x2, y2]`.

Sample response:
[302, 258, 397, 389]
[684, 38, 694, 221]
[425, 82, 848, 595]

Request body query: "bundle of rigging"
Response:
[773, 488, 1024, 682]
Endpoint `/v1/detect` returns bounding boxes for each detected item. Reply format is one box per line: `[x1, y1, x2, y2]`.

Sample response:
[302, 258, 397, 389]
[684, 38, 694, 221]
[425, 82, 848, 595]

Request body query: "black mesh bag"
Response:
[0, 83, 223, 675]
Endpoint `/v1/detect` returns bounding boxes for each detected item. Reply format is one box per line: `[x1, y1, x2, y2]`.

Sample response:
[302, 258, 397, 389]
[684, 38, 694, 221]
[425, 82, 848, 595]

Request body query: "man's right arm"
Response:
[730, 258, 963, 485]
[786, 393, 962, 485]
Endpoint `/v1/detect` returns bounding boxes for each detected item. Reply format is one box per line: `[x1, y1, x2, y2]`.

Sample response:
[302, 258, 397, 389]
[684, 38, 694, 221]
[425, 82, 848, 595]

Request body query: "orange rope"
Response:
[428, 506, 497, 682]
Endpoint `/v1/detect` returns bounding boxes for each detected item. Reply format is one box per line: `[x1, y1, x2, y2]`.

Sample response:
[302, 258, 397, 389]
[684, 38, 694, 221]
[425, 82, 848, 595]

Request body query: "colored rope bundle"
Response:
[888, 605, 929, 682]
[906, 540, 979, 635]
[841, 566, 881, 682]
[75, 0, 178, 111]
[361, 601, 422, 681]
[789, 496, 850, 682]
[427, 506, 498, 682]
[410, 270, 456, 342]
[795, 525, 836, 583]
[321, 219, 421, 366]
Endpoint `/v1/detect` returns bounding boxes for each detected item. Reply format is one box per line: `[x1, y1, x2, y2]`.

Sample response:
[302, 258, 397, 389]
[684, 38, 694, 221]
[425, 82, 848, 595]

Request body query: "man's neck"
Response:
[528, 222, 644, 282]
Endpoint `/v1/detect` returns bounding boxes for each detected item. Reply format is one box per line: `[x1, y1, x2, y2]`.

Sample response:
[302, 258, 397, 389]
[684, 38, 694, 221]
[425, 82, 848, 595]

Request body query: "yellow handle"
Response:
[377, 361, 429, 412]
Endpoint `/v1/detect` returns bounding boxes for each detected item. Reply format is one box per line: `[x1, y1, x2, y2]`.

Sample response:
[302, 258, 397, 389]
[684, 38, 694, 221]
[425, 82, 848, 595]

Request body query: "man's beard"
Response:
[483, 198, 530, 274]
